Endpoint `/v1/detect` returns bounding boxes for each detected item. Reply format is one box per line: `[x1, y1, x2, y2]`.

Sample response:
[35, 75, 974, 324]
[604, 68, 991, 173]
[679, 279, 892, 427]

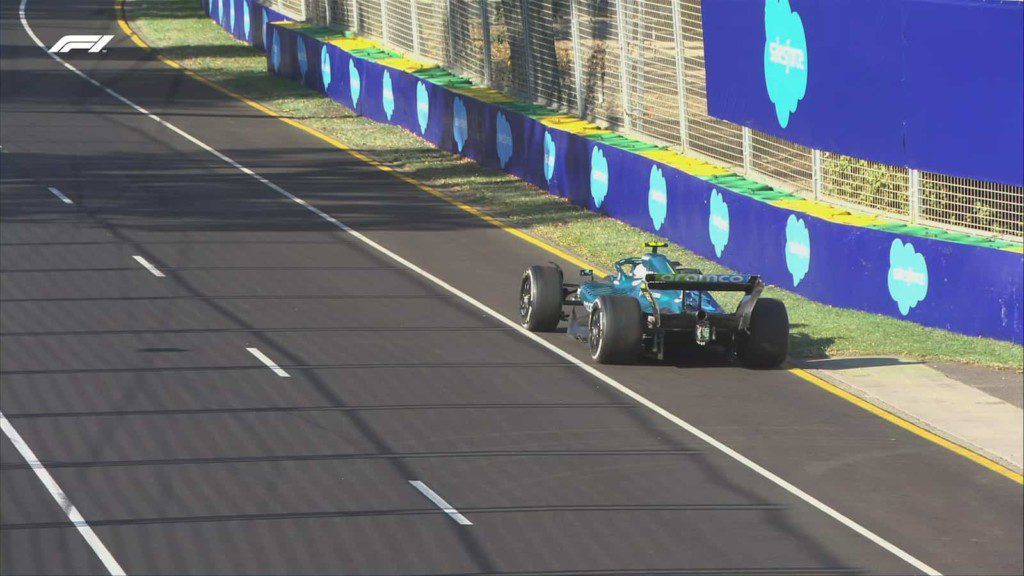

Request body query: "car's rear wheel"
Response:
[737, 298, 789, 368]
[589, 295, 643, 364]
[519, 265, 562, 331]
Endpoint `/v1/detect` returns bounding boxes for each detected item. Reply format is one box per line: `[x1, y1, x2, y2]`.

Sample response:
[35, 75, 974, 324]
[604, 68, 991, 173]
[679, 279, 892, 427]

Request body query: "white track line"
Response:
[48, 186, 73, 204]
[17, 2, 939, 573]
[409, 480, 473, 525]
[246, 347, 290, 377]
[0, 411, 127, 576]
[131, 255, 164, 277]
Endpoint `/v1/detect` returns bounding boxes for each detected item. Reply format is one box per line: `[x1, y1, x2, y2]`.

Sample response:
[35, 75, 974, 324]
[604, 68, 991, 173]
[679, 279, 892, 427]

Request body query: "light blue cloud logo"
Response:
[349, 60, 361, 107]
[543, 132, 556, 182]
[243, 1, 250, 41]
[496, 112, 513, 168]
[320, 45, 331, 90]
[887, 239, 928, 315]
[648, 166, 667, 231]
[708, 189, 730, 257]
[416, 82, 430, 133]
[218, 0, 225, 25]
[764, 0, 808, 128]
[784, 215, 810, 286]
[381, 70, 394, 119]
[590, 147, 609, 208]
[453, 97, 468, 152]
[229, 0, 236, 31]
[270, 30, 281, 72]
[262, 8, 269, 48]
[297, 36, 308, 80]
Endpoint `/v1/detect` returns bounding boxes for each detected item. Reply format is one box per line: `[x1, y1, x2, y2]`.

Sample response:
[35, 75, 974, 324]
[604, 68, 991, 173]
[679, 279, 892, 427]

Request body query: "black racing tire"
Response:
[737, 298, 789, 368]
[589, 295, 643, 364]
[519, 265, 563, 331]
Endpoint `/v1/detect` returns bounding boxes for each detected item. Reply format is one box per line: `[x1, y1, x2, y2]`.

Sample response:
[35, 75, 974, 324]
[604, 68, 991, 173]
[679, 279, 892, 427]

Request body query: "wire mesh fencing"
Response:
[820, 152, 910, 217]
[487, 0, 533, 100]
[445, 0, 489, 82]
[298, 0, 1023, 241]
[265, 0, 307, 18]
[919, 173, 1023, 239]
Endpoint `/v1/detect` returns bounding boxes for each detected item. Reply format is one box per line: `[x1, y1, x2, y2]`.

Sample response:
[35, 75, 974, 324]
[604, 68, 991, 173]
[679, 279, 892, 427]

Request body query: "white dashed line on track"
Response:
[246, 347, 291, 377]
[132, 255, 165, 277]
[409, 480, 473, 525]
[47, 186, 73, 204]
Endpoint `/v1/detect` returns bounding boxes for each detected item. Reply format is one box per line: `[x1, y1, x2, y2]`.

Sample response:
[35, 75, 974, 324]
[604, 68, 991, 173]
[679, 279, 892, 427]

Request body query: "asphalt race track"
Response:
[1, 0, 1022, 574]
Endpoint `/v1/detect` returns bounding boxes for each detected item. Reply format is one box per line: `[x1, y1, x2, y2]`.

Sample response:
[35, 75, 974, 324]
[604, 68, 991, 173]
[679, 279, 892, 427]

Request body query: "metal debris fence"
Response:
[270, 0, 1023, 240]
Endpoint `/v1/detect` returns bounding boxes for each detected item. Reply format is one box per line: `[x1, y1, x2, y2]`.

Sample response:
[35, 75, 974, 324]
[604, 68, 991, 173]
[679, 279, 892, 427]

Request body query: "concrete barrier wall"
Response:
[202, 0, 1024, 344]
[202, 0, 290, 48]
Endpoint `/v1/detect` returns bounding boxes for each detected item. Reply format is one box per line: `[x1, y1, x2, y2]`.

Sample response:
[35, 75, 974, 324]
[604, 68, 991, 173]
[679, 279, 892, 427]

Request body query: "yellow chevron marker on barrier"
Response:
[449, 86, 515, 103]
[538, 115, 603, 133]
[689, 166, 732, 177]
[639, 150, 731, 176]
[376, 57, 431, 72]
[771, 198, 889, 227]
[578, 128, 615, 136]
[829, 213, 885, 227]
[538, 114, 583, 124]
[772, 199, 850, 220]
[328, 37, 380, 51]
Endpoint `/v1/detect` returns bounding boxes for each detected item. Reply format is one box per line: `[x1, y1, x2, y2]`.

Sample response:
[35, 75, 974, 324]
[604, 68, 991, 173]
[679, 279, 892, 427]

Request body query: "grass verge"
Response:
[126, 0, 1023, 370]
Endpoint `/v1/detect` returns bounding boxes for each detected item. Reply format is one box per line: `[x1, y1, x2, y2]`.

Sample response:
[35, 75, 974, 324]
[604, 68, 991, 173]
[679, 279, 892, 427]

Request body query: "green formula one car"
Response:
[518, 242, 789, 367]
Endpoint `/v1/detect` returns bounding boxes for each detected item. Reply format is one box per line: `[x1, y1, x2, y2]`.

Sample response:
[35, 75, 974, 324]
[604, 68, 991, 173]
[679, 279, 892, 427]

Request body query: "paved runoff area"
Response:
[805, 359, 1023, 474]
[1, 0, 1022, 574]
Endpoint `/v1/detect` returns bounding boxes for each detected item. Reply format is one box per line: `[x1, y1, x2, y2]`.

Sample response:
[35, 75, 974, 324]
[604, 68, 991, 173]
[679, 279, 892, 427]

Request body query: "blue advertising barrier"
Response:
[201, 0, 292, 49]
[702, 0, 1024, 186]
[203, 2, 1023, 344]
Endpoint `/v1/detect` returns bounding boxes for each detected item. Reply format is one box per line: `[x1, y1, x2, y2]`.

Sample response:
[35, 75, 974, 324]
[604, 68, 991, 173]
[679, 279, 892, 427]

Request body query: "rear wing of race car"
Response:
[644, 273, 763, 293]
[644, 273, 764, 330]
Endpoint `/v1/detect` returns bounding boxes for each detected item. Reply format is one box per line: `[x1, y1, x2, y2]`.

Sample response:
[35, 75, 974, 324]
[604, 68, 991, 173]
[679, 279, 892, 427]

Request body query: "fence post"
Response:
[742, 126, 753, 175]
[380, 0, 389, 42]
[325, 0, 332, 26]
[812, 148, 822, 200]
[411, 0, 421, 55]
[669, 0, 688, 151]
[613, 0, 632, 131]
[445, 0, 455, 68]
[909, 169, 921, 224]
[478, 0, 493, 85]
[519, 0, 536, 95]
[352, 0, 361, 33]
[569, 0, 585, 117]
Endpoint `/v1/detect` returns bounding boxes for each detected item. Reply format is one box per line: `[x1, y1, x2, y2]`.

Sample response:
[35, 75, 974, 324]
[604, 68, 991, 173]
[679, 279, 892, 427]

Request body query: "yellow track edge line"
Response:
[118, 0, 1022, 485]
[788, 367, 1023, 484]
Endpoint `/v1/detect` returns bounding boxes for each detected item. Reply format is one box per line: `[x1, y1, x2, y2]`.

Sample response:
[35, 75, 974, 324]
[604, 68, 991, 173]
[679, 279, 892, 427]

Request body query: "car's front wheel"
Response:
[519, 265, 563, 331]
[589, 295, 643, 364]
